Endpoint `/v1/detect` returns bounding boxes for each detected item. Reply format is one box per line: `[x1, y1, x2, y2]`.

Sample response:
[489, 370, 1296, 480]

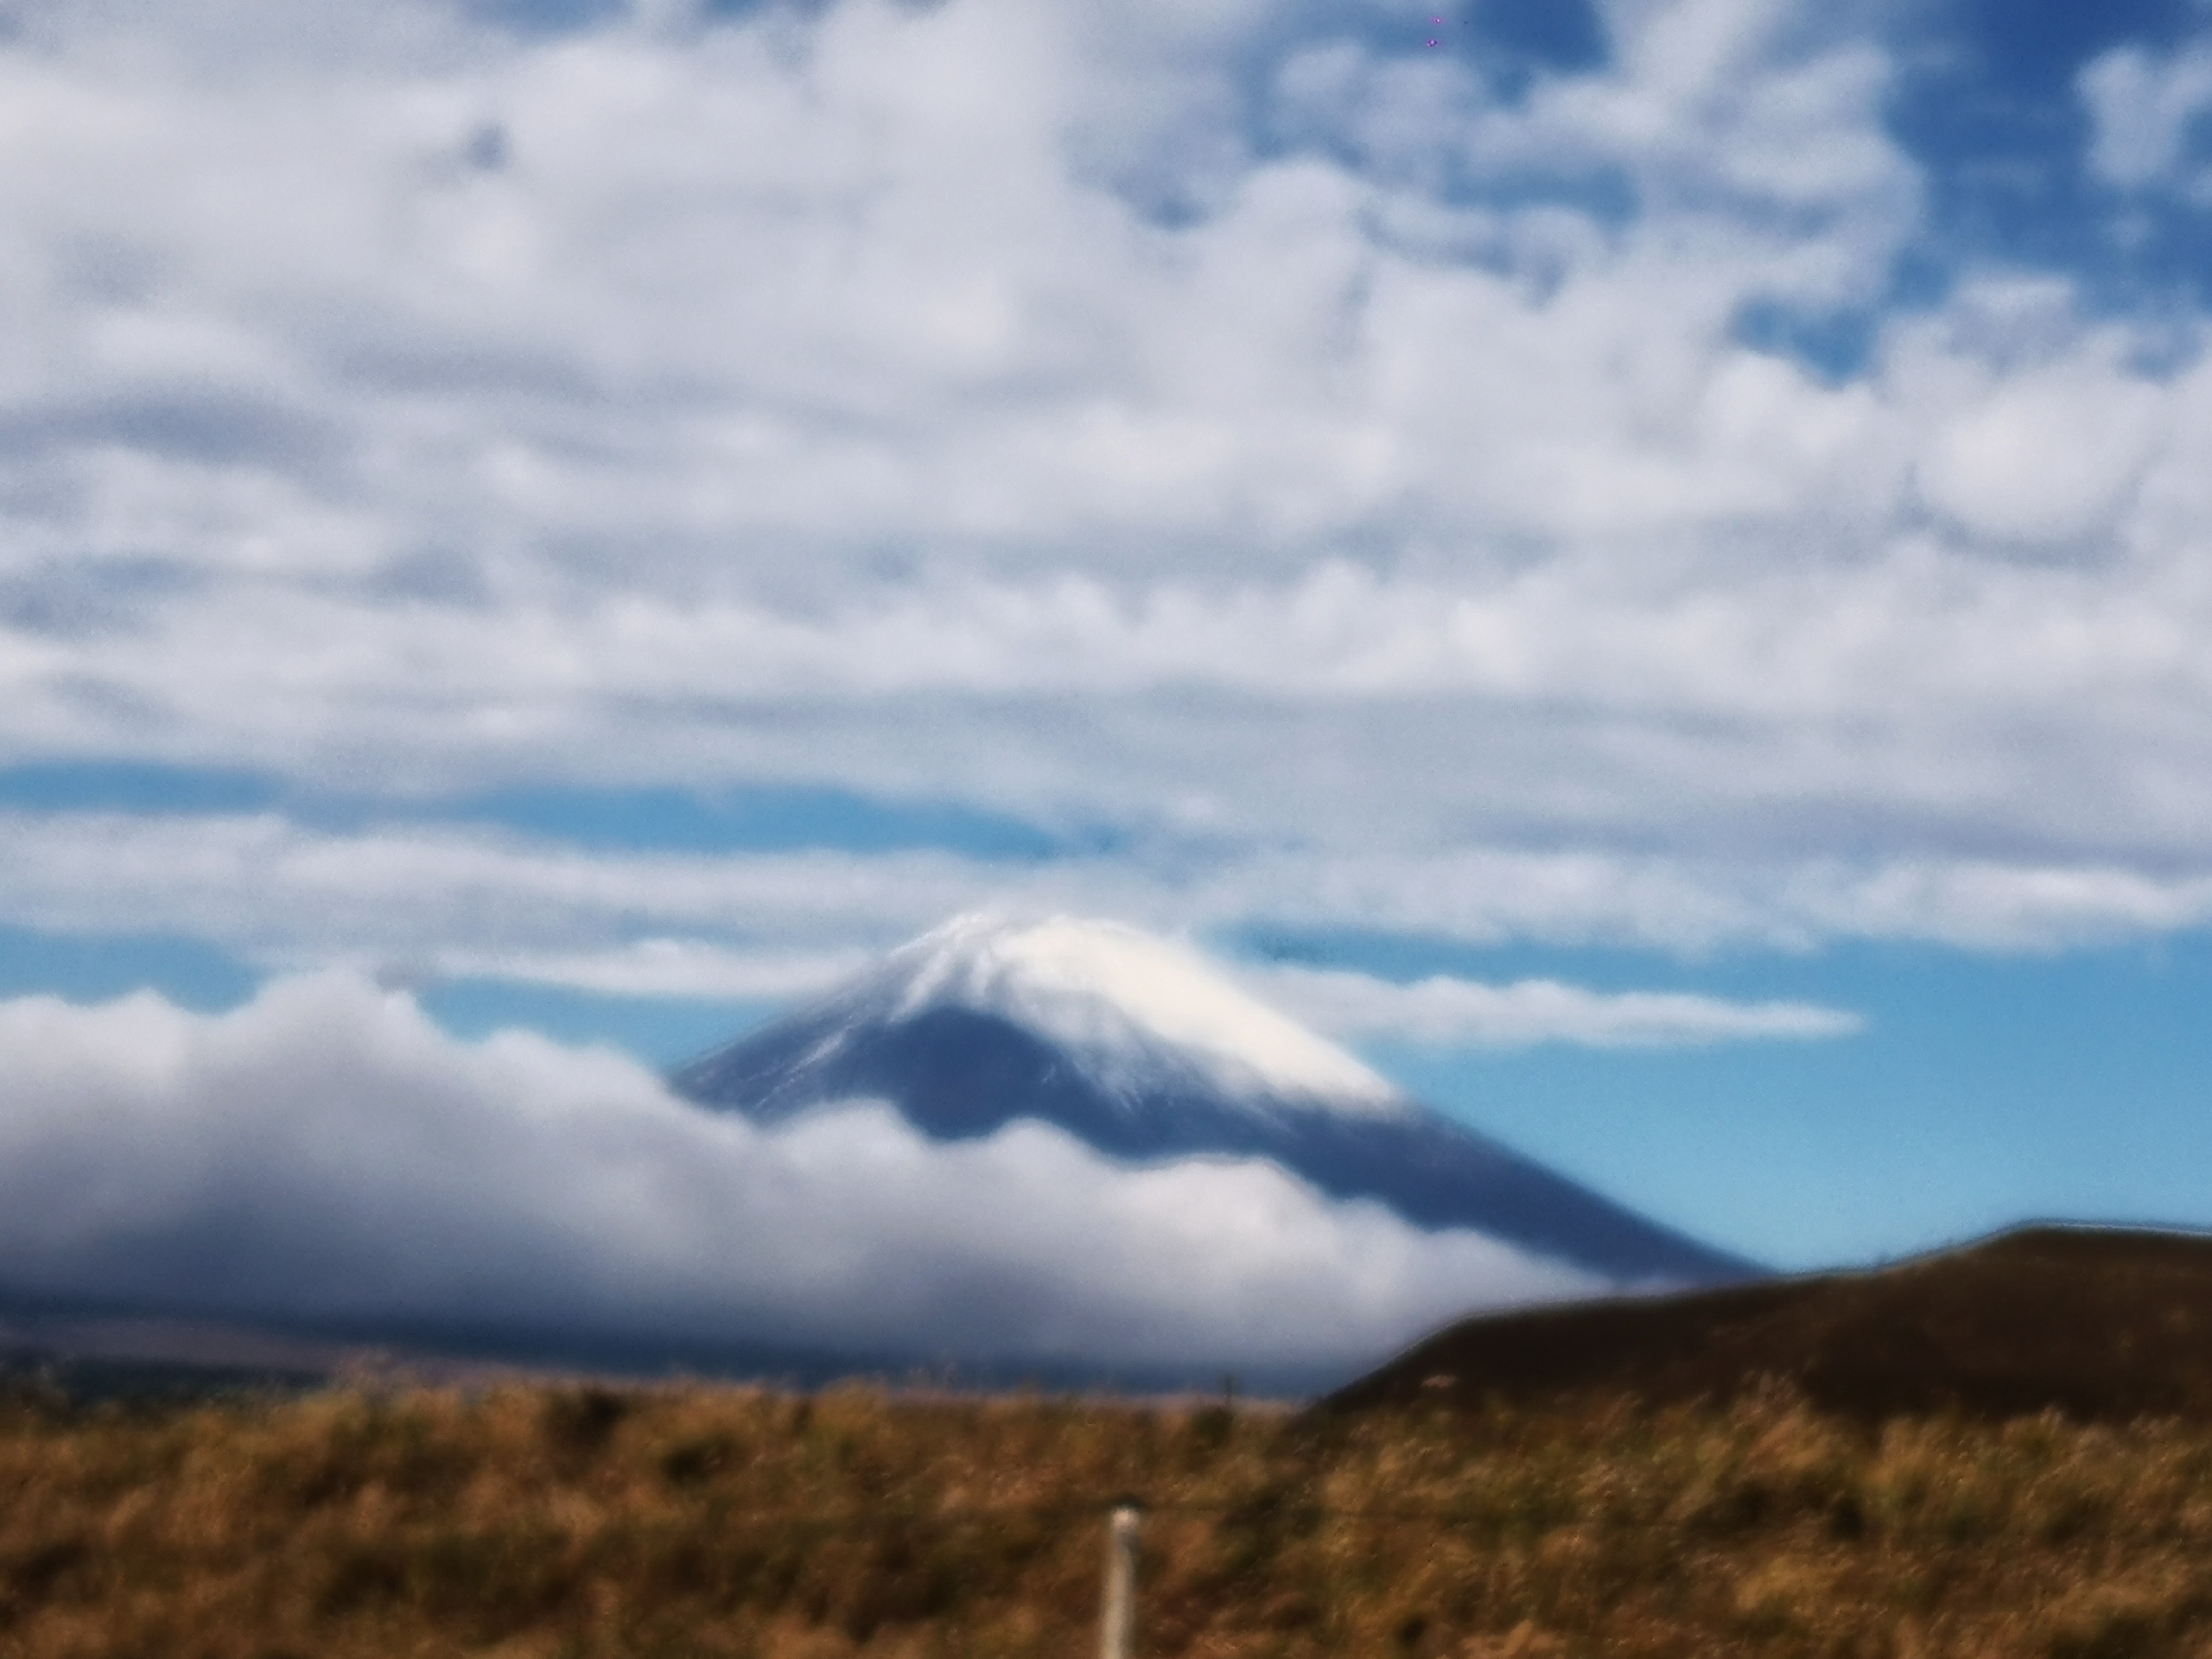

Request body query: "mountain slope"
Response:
[1322, 1225, 2212, 1422]
[672, 914, 1758, 1287]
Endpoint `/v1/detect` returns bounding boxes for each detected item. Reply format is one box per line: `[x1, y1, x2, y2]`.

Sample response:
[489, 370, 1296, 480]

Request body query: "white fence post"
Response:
[1097, 1502, 1142, 1659]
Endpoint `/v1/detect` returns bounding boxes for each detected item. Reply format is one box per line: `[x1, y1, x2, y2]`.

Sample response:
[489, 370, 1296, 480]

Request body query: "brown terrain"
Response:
[8, 1226, 2212, 1655]
[1325, 1224, 2212, 1423]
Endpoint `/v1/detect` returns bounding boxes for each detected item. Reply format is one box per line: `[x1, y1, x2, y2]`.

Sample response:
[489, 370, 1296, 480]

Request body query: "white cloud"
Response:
[416, 940, 878, 1001]
[1912, 344, 2166, 547]
[2081, 41, 2212, 191]
[6, 810, 2210, 982]
[0, 810, 1007, 951]
[0, 0, 1922, 612]
[423, 938, 1864, 1050]
[1242, 964, 1862, 1047]
[0, 0, 2207, 969]
[0, 973, 1603, 1379]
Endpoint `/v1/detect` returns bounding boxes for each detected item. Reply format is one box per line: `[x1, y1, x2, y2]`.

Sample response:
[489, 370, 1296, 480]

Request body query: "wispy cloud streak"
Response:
[1244, 965, 1863, 1049]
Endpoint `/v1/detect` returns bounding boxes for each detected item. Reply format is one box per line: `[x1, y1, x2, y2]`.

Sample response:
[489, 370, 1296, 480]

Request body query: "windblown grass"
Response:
[3, 1375, 2211, 1656]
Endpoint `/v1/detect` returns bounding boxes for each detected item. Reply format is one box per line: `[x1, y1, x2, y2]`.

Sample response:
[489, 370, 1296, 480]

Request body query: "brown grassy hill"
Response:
[11, 1376, 2212, 1656]
[1324, 1224, 2212, 1423]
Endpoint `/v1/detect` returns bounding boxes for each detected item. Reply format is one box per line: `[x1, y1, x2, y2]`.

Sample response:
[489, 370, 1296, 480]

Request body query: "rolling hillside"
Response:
[1325, 1224, 2212, 1422]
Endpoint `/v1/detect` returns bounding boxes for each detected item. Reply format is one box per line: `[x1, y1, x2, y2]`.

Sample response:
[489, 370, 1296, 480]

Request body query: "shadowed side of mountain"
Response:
[1321, 1225, 2212, 1423]
[675, 1003, 1154, 1143]
[673, 1001, 1758, 1285]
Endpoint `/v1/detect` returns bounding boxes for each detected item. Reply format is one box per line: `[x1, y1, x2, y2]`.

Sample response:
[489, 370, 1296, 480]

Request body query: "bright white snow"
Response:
[874, 912, 1407, 1110]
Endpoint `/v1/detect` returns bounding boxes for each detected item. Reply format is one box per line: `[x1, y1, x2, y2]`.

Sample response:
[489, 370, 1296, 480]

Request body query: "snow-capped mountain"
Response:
[671, 913, 1760, 1287]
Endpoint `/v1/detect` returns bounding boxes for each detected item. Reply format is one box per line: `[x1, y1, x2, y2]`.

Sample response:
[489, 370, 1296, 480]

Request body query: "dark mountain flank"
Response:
[672, 913, 1761, 1287]
[676, 999, 1752, 1281]
[1323, 1225, 2212, 1422]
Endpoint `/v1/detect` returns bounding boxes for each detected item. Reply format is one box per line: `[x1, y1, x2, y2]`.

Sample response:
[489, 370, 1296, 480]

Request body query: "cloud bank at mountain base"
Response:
[0, 974, 1605, 1381]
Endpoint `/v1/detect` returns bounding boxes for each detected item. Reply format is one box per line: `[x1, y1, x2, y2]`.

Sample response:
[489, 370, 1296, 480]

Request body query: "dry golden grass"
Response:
[3, 1375, 2212, 1657]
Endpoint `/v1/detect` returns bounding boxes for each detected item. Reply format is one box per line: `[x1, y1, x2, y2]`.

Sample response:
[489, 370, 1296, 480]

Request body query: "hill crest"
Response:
[1324, 1224, 2212, 1422]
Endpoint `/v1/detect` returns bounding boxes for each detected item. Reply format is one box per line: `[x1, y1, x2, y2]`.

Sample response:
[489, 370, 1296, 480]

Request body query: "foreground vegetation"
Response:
[3, 1375, 2212, 1657]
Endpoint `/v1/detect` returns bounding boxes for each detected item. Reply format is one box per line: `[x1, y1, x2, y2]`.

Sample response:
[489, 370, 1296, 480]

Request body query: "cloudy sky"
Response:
[5, 0, 2212, 1298]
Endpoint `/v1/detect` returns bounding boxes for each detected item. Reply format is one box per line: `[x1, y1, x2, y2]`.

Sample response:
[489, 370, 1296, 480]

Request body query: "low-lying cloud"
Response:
[0, 974, 1605, 1383]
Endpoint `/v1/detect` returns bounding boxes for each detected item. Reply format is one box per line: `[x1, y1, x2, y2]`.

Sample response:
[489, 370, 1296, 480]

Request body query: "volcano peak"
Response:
[671, 912, 1761, 1287]
[868, 912, 1402, 1109]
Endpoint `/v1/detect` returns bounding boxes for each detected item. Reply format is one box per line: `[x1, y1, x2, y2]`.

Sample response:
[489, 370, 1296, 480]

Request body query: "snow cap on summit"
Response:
[880, 912, 1403, 1110]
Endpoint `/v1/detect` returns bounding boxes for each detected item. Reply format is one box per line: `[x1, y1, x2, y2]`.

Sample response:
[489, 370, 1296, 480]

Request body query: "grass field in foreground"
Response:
[3, 1377, 2212, 1657]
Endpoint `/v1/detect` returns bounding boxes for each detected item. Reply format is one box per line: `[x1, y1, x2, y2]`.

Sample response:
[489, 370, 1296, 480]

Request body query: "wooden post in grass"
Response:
[1098, 1501, 1142, 1659]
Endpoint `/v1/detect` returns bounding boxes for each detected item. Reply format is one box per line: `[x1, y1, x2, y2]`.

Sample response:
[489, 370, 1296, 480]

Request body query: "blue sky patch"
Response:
[1886, 0, 2212, 311]
[1369, 936, 2212, 1270]
[0, 760, 283, 817]
[420, 979, 780, 1066]
[0, 925, 258, 1012]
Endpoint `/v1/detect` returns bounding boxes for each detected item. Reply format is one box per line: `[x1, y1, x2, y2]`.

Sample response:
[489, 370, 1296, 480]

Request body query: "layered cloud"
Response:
[394, 937, 1861, 1047]
[1243, 963, 1859, 1048]
[5, 810, 2205, 974]
[2, 0, 2211, 980]
[0, 974, 1604, 1379]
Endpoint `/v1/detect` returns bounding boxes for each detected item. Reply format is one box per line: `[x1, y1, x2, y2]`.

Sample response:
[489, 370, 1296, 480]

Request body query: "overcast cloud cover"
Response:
[6, 0, 2212, 949]
[5, 0, 2212, 1281]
